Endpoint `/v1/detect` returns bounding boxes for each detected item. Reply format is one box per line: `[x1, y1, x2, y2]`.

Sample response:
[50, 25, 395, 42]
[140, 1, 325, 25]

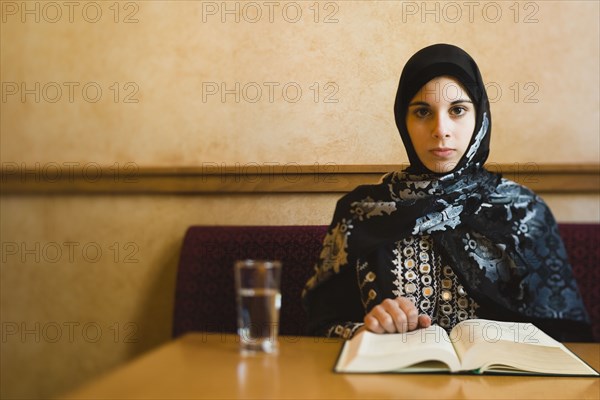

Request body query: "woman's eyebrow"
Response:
[408, 99, 472, 107]
[408, 101, 429, 107]
[450, 99, 473, 105]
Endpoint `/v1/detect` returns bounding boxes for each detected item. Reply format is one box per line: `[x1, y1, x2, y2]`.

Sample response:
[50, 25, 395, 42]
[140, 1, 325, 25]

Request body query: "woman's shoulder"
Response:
[489, 176, 556, 219]
[336, 173, 393, 206]
[491, 176, 540, 200]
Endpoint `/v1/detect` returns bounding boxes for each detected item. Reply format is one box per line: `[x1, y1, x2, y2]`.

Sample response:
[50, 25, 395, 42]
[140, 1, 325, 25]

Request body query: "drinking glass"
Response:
[234, 259, 282, 354]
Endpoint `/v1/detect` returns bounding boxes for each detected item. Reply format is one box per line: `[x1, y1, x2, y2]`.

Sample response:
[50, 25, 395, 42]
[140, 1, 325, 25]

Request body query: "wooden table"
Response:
[65, 333, 600, 399]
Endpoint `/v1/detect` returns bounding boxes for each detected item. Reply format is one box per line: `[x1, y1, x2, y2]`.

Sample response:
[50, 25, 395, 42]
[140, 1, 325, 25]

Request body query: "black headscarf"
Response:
[303, 44, 591, 340]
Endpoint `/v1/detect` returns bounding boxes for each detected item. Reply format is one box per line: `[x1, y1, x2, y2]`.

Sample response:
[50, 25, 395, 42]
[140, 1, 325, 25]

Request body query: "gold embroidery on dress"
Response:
[391, 235, 479, 330]
[358, 260, 378, 309]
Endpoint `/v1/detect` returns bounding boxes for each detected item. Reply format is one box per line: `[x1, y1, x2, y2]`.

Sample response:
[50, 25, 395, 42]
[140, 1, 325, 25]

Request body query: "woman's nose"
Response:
[432, 114, 451, 138]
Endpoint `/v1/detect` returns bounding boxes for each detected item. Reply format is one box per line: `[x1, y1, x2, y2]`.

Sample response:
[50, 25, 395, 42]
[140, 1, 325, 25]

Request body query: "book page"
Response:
[451, 319, 560, 358]
[465, 341, 598, 375]
[450, 319, 598, 375]
[356, 325, 452, 356]
[336, 325, 462, 372]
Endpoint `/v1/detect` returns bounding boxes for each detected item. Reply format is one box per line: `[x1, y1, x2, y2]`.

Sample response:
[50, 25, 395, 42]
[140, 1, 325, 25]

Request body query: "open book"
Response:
[335, 319, 599, 376]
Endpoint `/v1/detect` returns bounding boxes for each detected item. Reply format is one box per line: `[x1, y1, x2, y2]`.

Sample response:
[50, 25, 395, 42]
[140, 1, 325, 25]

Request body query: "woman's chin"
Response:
[424, 160, 459, 174]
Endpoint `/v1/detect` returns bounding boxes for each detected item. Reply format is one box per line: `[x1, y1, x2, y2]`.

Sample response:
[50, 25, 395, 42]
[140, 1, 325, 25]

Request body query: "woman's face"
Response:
[405, 76, 476, 173]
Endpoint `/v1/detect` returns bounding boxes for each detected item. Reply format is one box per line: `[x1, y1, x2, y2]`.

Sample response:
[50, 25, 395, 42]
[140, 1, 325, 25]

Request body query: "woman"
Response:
[302, 44, 591, 341]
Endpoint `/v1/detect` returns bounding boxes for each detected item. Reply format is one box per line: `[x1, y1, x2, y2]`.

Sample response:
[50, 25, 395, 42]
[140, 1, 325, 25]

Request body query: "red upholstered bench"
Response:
[557, 224, 600, 341]
[173, 224, 600, 341]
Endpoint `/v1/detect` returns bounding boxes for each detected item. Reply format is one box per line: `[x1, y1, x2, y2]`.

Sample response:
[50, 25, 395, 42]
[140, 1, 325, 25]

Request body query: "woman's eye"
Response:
[450, 106, 467, 116]
[414, 108, 430, 118]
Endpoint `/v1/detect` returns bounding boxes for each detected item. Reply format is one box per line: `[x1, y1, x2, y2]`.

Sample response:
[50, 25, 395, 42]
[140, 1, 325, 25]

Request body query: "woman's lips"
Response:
[430, 148, 455, 158]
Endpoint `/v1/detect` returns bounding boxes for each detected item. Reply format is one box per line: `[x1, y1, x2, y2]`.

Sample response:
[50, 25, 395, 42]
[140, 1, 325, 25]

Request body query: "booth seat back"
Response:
[173, 224, 600, 341]
[173, 226, 327, 338]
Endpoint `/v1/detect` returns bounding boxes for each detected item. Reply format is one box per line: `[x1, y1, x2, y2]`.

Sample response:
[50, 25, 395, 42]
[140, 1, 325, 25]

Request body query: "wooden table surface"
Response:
[65, 333, 600, 399]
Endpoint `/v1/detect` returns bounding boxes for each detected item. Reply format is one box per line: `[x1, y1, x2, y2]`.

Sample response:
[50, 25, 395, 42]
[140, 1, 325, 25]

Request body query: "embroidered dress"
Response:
[302, 44, 591, 341]
[326, 235, 480, 339]
[390, 236, 479, 329]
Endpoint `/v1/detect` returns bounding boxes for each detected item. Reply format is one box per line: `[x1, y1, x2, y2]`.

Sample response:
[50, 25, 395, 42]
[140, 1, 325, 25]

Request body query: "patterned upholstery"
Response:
[172, 226, 327, 338]
[558, 224, 600, 341]
[173, 224, 600, 341]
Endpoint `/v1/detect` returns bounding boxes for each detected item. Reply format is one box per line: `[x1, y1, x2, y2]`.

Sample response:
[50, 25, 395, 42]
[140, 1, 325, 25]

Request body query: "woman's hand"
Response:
[363, 297, 432, 333]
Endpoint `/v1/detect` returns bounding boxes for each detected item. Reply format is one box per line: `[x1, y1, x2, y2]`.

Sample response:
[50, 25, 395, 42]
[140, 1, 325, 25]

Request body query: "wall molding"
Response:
[1, 163, 598, 195]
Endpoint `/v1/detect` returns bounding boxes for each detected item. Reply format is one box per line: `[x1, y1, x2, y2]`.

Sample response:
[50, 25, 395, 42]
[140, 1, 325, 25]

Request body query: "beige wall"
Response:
[2, 1, 599, 165]
[1, 1, 599, 399]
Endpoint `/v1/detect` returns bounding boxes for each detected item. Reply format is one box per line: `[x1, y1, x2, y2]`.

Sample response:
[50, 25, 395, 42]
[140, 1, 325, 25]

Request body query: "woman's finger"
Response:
[379, 298, 409, 332]
[395, 297, 420, 332]
[364, 298, 432, 334]
[418, 314, 432, 328]
[363, 314, 385, 334]
[370, 303, 399, 333]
